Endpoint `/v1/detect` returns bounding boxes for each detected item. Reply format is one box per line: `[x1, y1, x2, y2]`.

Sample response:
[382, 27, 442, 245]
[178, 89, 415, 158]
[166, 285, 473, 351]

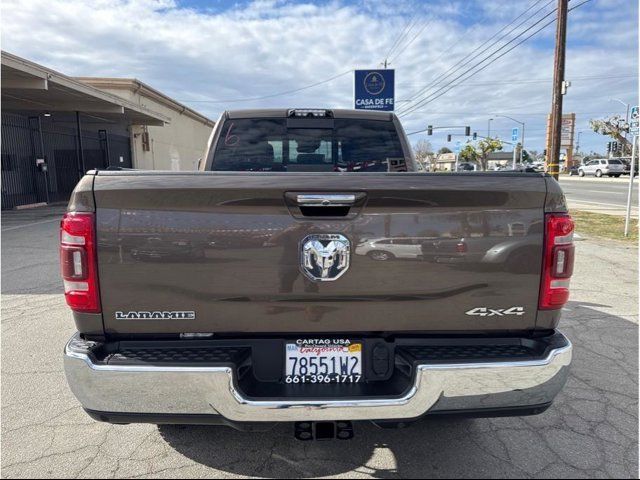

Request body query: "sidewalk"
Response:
[559, 175, 637, 185]
[568, 200, 639, 217]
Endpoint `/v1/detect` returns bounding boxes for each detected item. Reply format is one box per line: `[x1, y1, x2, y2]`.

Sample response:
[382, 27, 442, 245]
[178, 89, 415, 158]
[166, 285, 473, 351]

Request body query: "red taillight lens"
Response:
[60, 212, 101, 313]
[539, 213, 575, 310]
[456, 241, 468, 253]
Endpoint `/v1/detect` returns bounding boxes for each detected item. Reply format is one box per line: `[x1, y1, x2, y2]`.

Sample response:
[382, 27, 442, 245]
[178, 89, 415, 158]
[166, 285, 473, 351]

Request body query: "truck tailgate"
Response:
[94, 172, 547, 335]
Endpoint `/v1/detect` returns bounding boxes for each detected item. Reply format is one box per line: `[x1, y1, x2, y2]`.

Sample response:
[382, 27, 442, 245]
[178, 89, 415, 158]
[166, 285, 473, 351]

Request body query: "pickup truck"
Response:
[63, 108, 573, 440]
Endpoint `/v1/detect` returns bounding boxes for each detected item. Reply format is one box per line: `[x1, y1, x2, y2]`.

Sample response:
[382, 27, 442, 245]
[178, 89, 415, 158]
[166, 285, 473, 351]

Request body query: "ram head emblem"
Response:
[301, 234, 350, 281]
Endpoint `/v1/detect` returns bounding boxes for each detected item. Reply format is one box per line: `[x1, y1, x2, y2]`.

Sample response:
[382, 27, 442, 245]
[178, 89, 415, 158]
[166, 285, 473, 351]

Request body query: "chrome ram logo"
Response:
[301, 234, 350, 282]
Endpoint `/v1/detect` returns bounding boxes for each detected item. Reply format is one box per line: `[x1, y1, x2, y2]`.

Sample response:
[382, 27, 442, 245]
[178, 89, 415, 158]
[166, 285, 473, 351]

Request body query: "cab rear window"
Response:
[211, 118, 407, 172]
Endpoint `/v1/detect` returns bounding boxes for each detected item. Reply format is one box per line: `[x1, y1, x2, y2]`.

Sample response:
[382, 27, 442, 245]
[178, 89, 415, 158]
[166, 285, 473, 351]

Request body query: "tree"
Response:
[475, 137, 503, 171]
[438, 147, 452, 154]
[590, 115, 632, 156]
[413, 140, 434, 171]
[459, 143, 478, 164]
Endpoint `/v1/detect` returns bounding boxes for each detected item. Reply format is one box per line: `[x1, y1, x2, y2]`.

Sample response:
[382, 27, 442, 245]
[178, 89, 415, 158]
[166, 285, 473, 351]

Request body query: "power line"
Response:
[176, 69, 353, 104]
[388, 16, 434, 64]
[383, 14, 418, 66]
[400, 110, 617, 116]
[398, 7, 560, 118]
[397, 73, 637, 88]
[409, 0, 549, 81]
[397, 0, 555, 115]
[397, 0, 552, 114]
[400, 0, 594, 118]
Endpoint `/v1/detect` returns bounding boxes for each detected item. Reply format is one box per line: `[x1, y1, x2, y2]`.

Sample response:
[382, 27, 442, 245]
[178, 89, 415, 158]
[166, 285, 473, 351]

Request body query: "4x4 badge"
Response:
[465, 307, 525, 317]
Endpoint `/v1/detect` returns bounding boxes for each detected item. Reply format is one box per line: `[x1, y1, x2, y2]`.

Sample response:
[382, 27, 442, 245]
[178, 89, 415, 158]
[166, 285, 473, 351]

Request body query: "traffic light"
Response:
[465, 126, 471, 136]
[607, 142, 612, 153]
[473, 132, 477, 140]
[447, 134, 452, 142]
[427, 125, 433, 135]
[612, 142, 619, 153]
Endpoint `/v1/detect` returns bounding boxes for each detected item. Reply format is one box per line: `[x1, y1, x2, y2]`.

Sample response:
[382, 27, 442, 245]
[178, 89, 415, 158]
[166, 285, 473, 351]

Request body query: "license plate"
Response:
[285, 339, 362, 384]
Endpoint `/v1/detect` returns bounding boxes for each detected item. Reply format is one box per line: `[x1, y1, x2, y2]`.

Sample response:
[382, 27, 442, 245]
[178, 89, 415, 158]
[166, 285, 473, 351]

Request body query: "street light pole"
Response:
[495, 114, 526, 166]
[487, 118, 493, 137]
[610, 98, 630, 143]
[624, 135, 637, 237]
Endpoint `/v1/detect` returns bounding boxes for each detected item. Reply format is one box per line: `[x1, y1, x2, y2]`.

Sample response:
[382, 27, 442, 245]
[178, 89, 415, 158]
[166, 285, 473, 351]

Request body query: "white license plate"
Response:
[285, 340, 362, 384]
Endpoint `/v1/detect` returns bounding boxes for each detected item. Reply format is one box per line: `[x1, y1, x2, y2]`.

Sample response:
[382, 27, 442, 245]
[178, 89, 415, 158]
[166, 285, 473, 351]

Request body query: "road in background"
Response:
[1, 206, 638, 478]
[560, 176, 638, 216]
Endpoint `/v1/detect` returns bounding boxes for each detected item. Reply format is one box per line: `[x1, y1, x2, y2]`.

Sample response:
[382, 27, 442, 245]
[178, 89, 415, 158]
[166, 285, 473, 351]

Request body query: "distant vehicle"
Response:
[456, 162, 477, 172]
[533, 162, 545, 172]
[513, 163, 539, 173]
[355, 237, 422, 260]
[620, 157, 639, 176]
[578, 158, 624, 177]
[568, 165, 579, 176]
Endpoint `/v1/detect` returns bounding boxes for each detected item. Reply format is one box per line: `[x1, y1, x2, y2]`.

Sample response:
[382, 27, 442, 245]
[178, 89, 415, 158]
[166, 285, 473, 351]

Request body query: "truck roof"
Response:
[225, 108, 395, 121]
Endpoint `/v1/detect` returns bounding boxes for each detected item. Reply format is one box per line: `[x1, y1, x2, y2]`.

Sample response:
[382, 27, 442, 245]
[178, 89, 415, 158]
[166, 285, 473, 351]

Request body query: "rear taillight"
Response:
[539, 213, 575, 310]
[60, 212, 101, 313]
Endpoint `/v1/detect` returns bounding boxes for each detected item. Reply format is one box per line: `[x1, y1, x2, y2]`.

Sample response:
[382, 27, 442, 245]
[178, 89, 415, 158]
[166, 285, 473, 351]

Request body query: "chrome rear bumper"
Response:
[64, 333, 572, 423]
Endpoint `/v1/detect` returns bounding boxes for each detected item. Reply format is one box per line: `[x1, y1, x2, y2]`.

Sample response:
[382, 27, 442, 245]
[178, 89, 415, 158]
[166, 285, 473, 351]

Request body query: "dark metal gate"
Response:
[1, 112, 133, 209]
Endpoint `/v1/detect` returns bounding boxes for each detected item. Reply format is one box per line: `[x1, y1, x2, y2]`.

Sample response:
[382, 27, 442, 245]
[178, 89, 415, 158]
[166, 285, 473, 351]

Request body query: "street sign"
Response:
[511, 127, 519, 142]
[354, 69, 395, 111]
[454, 141, 461, 154]
[631, 105, 639, 135]
[545, 113, 575, 150]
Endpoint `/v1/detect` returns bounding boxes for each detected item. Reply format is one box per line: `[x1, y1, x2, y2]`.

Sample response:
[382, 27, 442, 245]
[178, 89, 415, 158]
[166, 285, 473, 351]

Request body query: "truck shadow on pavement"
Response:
[157, 301, 639, 479]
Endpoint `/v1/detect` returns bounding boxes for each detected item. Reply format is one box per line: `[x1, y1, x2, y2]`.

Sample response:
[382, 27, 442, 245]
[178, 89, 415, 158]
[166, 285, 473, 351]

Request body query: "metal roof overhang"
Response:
[1, 52, 169, 126]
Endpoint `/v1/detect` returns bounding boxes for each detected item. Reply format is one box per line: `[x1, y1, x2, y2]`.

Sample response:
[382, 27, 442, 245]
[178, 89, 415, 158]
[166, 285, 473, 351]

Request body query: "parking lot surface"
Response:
[1, 206, 638, 478]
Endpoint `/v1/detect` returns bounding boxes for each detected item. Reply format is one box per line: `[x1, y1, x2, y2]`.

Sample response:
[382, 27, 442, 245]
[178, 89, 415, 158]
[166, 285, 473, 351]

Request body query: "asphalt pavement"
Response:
[560, 176, 639, 216]
[1, 206, 638, 478]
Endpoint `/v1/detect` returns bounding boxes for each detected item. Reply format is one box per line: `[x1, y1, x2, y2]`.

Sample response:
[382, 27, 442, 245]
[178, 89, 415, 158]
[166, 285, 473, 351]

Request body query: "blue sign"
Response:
[631, 106, 639, 135]
[454, 141, 461, 154]
[354, 69, 395, 111]
[511, 127, 519, 142]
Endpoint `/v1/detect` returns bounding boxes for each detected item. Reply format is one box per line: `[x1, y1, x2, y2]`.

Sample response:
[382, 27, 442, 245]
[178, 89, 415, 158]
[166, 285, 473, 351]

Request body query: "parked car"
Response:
[62, 108, 574, 439]
[456, 162, 477, 172]
[355, 237, 423, 260]
[568, 165, 579, 176]
[578, 158, 624, 177]
[620, 157, 639, 176]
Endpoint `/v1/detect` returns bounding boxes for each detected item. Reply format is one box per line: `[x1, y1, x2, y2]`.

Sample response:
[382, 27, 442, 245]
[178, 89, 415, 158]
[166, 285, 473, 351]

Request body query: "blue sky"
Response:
[2, 0, 638, 155]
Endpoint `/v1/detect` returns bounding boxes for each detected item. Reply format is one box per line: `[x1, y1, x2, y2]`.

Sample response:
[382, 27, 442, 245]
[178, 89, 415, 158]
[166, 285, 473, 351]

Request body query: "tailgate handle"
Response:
[295, 194, 356, 207]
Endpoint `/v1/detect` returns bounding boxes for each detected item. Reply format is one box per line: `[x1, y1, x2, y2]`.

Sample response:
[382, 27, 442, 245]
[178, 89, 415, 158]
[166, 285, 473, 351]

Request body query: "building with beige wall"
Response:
[76, 78, 214, 171]
[434, 152, 456, 171]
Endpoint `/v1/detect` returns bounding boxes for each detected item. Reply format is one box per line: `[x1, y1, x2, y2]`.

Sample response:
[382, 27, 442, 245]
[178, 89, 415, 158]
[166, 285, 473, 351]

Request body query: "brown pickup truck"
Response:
[63, 108, 573, 440]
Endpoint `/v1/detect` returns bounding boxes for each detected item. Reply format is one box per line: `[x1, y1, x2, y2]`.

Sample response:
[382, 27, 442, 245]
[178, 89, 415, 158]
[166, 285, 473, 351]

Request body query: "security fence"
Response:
[1, 112, 132, 209]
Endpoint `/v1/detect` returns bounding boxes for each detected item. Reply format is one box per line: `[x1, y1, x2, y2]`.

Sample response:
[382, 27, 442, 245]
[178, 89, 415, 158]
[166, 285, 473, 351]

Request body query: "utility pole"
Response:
[548, 0, 568, 180]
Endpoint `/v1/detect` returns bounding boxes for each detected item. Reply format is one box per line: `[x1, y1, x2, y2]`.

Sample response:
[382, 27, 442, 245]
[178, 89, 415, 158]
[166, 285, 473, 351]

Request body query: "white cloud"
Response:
[1, 0, 637, 154]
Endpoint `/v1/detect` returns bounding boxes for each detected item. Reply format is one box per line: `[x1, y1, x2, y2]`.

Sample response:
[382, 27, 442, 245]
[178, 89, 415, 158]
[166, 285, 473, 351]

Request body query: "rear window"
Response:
[211, 118, 406, 172]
